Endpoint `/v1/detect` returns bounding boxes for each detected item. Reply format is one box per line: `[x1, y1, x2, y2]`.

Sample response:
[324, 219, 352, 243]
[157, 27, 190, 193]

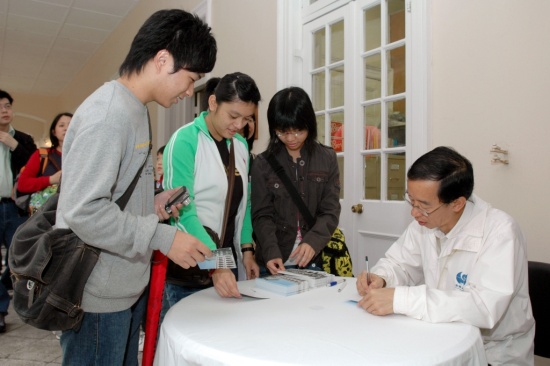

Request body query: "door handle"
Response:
[351, 203, 363, 214]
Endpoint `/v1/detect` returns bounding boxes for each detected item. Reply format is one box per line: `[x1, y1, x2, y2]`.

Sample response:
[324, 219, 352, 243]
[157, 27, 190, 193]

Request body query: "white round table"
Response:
[155, 278, 487, 365]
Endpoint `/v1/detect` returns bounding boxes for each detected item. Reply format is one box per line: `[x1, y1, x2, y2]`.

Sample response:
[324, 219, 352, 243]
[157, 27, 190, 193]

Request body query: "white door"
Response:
[302, 0, 429, 274]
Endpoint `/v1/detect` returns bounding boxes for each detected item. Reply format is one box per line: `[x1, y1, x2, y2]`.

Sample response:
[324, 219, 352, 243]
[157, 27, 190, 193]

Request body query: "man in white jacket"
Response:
[357, 146, 534, 365]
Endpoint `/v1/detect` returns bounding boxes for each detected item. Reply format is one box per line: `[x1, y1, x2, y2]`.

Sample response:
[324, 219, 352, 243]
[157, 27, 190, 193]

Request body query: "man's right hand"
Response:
[167, 231, 212, 269]
[356, 271, 385, 296]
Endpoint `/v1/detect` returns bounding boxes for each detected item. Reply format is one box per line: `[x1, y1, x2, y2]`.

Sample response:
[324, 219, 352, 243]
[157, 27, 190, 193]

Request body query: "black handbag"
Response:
[8, 121, 151, 331]
[165, 142, 236, 288]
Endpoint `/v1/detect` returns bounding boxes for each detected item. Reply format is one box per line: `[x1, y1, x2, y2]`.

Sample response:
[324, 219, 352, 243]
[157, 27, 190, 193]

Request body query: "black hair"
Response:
[119, 9, 217, 77]
[49, 112, 73, 148]
[0, 89, 14, 104]
[241, 114, 256, 151]
[212, 72, 261, 106]
[407, 146, 474, 203]
[201, 77, 221, 111]
[266, 87, 318, 155]
[157, 145, 166, 155]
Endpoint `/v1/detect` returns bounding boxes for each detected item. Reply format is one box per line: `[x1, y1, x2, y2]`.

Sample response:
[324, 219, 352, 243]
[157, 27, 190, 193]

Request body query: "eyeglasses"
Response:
[0, 104, 12, 111]
[404, 194, 445, 217]
[275, 130, 306, 139]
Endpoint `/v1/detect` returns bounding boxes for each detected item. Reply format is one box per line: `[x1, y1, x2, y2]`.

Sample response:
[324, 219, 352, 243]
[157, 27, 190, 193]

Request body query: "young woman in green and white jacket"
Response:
[162, 72, 261, 309]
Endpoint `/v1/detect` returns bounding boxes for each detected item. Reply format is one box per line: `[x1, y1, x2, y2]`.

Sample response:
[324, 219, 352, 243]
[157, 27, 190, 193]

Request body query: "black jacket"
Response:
[10, 130, 37, 184]
[251, 142, 341, 268]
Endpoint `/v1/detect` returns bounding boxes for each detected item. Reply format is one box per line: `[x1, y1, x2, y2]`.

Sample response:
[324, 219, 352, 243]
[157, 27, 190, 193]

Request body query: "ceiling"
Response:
[0, 0, 140, 96]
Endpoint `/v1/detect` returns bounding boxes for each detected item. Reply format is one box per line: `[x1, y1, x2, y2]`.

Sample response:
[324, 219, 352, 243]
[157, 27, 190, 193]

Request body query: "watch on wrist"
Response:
[241, 247, 255, 255]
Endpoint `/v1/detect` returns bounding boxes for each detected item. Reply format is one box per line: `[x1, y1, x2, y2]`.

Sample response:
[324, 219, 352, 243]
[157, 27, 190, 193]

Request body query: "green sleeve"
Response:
[163, 127, 217, 250]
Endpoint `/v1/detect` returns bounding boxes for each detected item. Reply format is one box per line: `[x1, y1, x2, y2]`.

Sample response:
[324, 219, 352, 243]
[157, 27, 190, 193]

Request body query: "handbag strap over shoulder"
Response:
[115, 111, 152, 210]
[219, 141, 235, 247]
[266, 153, 315, 228]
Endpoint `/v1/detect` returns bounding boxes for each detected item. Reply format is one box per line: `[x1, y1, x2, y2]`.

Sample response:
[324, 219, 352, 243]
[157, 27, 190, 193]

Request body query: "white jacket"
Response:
[372, 194, 534, 365]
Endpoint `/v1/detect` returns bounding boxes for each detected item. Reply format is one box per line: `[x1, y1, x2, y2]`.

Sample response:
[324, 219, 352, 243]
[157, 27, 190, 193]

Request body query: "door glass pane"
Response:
[387, 0, 405, 43]
[330, 65, 344, 108]
[386, 153, 405, 201]
[387, 45, 405, 96]
[364, 5, 381, 52]
[364, 53, 381, 100]
[316, 114, 326, 143]
[337, 156, 344, 199]
[312, 71, 325, 111]
[364, 155, 380, 200]
[364, 104, 381, 150]
[329, 111, 344, 152]
[330, 20, 344, 63]
[313, 28, 326, 69]
[387, 99, 406, 147]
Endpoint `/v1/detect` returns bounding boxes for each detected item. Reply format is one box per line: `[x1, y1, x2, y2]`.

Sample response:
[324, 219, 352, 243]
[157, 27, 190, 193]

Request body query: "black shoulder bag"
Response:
[9, 121, 151, 331]
[266, 153, 353, 277]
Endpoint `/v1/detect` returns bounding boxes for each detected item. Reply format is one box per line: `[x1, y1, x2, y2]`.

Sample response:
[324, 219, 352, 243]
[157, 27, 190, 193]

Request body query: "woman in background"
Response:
[17, 112, 72, 198]
[251, 87, 340, 275]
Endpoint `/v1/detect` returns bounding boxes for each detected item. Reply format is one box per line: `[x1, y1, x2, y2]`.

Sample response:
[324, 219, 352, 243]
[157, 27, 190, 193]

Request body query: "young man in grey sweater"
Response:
[55, 9, 217, 365]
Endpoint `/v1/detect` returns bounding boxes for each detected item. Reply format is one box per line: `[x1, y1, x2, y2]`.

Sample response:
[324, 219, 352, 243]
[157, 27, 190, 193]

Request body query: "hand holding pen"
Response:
[356, 256, 385, 296]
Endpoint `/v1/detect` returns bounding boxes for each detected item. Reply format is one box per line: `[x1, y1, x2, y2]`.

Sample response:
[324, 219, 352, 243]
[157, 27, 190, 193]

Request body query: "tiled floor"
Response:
[0, 301, 63, 366]
[1, 299, 145, 366]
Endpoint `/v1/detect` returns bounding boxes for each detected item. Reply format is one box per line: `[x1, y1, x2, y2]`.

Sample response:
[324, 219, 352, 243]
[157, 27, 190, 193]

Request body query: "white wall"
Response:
[431, 1, 550, 263]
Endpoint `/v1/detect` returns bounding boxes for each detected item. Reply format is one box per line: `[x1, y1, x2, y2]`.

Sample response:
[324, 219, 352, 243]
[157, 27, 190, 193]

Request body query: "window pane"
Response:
[312, 71, 325, 111]
[387, 45, 405, 96]
[364, 104, 381, 150]
[364, 155, 380, 200]
[330, 20, 344, 63]
[313, 28, 326, 69]
[387, 0, 405, 43]
[364, 53, 381, 100]
[316, 114, 326, 143]
[329, 111, 344, 152]
[386, 153, 405, 201]
[364, 5, 381, 52]
[387, 99, 406, 147]
[330, 66, 344, 108]
[338, 156, 344, 199]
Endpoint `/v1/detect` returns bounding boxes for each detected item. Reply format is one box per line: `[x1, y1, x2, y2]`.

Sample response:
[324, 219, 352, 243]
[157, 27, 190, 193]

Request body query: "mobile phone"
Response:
[165, 186, 191, 214]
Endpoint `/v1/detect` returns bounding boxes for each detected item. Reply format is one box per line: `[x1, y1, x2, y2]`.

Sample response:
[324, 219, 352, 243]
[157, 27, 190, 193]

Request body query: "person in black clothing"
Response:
[0, 89, 37, 332]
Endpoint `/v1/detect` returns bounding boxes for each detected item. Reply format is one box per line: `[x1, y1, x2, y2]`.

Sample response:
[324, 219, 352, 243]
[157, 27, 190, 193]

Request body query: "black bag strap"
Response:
[219, 141, 235, 247]
[115, 112, 152, 210]
[266, 153, 315, 228]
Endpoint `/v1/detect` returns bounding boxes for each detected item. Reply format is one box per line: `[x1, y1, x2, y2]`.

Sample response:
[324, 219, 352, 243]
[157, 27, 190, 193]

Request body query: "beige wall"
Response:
[431, 1, 550, 263]
[209, 0, 278, 154]
[9, 93, 62, 147]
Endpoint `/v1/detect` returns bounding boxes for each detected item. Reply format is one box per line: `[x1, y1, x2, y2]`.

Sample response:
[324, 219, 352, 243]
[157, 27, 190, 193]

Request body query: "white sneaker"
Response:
[52, 330, 61, 340]
[138, 330, 145, 352]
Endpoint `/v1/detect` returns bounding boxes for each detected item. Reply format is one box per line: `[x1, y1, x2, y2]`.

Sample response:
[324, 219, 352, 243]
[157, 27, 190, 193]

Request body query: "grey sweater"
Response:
[56, 81, 176, 312]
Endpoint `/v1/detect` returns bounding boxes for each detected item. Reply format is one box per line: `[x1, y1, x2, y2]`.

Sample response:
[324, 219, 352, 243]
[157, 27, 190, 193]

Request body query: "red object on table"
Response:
[141, 250, 168, 366]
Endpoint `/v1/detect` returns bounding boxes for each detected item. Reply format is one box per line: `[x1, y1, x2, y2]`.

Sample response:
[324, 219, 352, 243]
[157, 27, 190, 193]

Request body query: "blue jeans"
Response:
[159, 282, 202, 326]
[159, 267, 238, 326]
[60, 290, 147, 366]
[0, 201, 27, 313]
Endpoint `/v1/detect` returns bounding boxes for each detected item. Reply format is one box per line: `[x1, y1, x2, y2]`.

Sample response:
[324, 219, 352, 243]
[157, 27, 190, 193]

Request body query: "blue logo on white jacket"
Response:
[455, 272, 468, 290]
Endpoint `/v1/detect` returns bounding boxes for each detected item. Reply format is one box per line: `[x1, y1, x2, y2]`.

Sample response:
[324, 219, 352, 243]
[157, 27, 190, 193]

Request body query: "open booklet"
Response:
[254, 268, 334, 296]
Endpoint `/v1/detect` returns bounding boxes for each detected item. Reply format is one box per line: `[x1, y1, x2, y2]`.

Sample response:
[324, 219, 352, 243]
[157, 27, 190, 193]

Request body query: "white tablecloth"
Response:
[155, 278, 487, 365]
